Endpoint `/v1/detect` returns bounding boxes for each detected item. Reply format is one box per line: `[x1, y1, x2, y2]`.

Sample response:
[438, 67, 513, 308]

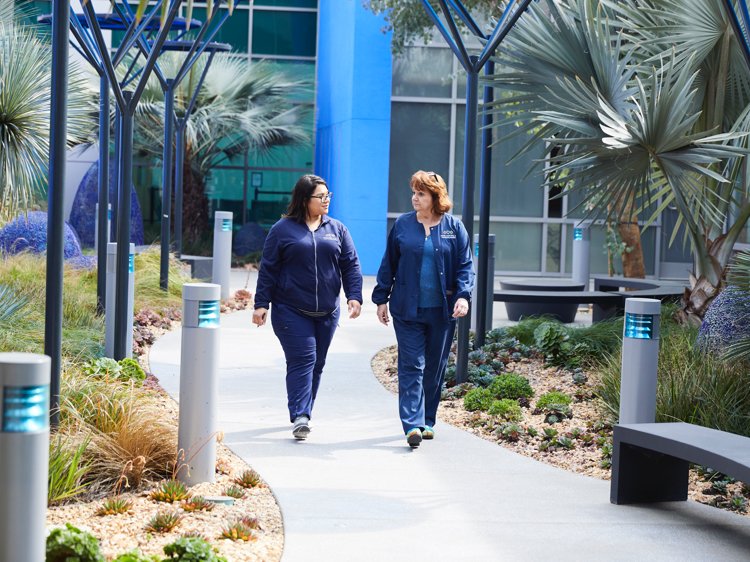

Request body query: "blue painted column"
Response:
[315, 0, 392, 275]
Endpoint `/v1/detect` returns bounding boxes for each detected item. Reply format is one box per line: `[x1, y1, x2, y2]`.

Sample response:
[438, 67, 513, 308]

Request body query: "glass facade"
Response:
[388, 45, 689, 278]
[109, 2, 318, 245]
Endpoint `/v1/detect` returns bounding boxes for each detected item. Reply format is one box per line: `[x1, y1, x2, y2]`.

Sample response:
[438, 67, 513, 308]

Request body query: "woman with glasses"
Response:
[253, 174, 363, 440]
[373, 170, 474, 448]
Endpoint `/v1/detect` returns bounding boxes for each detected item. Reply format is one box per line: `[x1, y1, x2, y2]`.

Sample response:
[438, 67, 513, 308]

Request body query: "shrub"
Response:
[697, 286, 750, 355]
[46, 523, 104, 562]
[488, 373, 534, 402]
[163, 536, 228, 561]
[48, 434, 91, 505]
[488, 399, 523, 421]
[536, 391, 573, 410]
[506, 317, 552, 346]
[463, 388, 493, 411]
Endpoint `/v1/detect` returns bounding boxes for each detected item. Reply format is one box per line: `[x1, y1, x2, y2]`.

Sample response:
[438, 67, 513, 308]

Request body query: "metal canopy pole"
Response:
[97, 76, 110, 314]
[160, 80, 176, 290]
[45, 0, 71, 427]
[418, 0, 533, 382]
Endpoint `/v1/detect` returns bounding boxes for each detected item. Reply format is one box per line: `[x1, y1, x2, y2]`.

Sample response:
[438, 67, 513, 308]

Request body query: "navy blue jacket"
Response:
[372, 212, 475, 321]
[255, 217, 363, 312]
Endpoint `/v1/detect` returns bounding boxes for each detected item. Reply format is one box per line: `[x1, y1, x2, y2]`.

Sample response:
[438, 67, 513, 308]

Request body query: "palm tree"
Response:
[0, 7, 95, 224]
[489, 0, 750, 325]
[132, 53, 308, 248]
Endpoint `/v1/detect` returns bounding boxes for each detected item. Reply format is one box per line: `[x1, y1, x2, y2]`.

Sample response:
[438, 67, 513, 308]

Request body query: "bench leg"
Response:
[610, 441, 689, 504]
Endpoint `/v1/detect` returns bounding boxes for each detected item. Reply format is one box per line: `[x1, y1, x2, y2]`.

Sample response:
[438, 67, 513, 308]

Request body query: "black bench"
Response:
[592, 276, 685, 321]
[493, 290, 623, 323]
[610, 422, 750, 504]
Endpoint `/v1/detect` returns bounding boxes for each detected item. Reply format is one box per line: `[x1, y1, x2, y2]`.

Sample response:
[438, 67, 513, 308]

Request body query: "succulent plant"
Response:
[488, 373, 534, 402]
[224, 485, 246, 499]
[557, 436, 575, 450]
[181, 496, 215, 512]
[487, 398, 523, 422]
[145, 510, 183, 533]
[149, 480, 190, 503]
[219, 519, 258, 542]
[463, 388, 493, 411]
[495, 422, 523, 442]
[96, 497, 133, 516]
[234, 469, 262, 489]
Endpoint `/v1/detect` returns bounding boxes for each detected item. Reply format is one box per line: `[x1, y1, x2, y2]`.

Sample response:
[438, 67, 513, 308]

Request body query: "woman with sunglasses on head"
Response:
[253, 174, 363, 440]
[373, 170, 474, 448]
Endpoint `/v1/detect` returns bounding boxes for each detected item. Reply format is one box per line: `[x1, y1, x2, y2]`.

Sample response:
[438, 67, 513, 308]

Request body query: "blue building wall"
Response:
[315, 0, 392, 275]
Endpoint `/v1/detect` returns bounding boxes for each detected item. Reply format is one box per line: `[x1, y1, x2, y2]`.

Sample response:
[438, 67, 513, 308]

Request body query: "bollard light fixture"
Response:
[2, 385, 49, 433]
[198, 300, 220, 328]
[624, 312, 659, 340]
[221, 218, 232, 232]
[573, 227, 584, 241]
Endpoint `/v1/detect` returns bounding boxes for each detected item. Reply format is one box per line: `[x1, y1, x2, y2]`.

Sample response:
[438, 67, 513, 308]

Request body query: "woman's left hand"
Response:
[348, 299, 362, 319]
[452, 297, 469, 318]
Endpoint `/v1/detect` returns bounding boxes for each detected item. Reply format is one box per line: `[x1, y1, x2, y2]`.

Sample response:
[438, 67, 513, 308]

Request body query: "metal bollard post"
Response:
[211, 211, 233, 301]
[177, 283, 220, 485]
[94, 202, 112, 254]
[105, 242, 135, 358]
[571, 220, 591, 288]
[0, 353, 51, 562]
[471, 234, 496, 334]
[619, 298, 661, 424]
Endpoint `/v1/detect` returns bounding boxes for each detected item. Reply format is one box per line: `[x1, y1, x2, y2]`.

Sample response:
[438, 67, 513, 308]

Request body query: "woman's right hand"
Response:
[376, 303, 390, 326]
[252, 307, 268, 327]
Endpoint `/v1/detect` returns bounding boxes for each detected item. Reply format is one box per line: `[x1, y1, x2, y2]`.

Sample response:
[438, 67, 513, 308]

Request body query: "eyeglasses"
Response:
[310, 192, 333, 202]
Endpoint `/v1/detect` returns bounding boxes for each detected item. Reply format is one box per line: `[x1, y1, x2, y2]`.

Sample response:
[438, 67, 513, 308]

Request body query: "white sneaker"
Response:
[292, 416, 310, 440]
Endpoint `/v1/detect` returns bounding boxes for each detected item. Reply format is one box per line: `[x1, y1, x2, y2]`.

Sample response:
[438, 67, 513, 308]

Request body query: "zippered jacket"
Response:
[372, 211, 475, 321]
[255, 216, 363, 312]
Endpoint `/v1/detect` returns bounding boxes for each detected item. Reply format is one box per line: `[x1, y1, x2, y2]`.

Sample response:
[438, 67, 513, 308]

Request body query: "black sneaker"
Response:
[292, 416, 310, 440]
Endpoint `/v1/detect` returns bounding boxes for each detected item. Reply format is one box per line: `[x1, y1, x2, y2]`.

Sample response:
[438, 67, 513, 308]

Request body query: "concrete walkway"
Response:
[150, 272, 750, 561]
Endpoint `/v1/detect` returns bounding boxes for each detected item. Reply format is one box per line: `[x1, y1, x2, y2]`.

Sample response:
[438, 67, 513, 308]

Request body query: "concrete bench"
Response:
[180, 254, 213, 280]
[592, 277, 686, 322]
[610, 422, 750, 504]
[493, 290, 623, 323]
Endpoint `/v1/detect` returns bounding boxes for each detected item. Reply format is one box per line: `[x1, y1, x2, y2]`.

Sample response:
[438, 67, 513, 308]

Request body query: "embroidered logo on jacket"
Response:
[441, 230, 456, 239]
[322, 233, 339, 241]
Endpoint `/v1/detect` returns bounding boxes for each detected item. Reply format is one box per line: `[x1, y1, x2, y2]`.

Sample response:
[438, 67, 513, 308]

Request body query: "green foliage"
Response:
[535, 391, 573, 424]
[0, 284, 27, 323]
[534, 322, 570, 364]
[111, 550, 160, 562]
[506, 317, 553, 347]
[487, 398, 523, 421]
[150, 480, 190, 503]
[48, 434, 91, 505]
[119, 358, 147, 383]
[463, 387, 494, 412]
[46, 523, 104, 562]
[496, 422, 523, 442]
[162, 536, 227, 561]
[596, 318, 750, 436]
[488, 373, 534, 402]
[84, 357, 122, 378]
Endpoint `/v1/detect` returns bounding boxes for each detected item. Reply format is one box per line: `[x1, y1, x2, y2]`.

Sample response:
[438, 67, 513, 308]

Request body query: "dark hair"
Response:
[410, 170, 452, 214]
[284, 174, 328, 223]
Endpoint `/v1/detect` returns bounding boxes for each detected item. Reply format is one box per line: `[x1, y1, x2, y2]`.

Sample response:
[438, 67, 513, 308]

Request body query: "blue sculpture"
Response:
[0, 211, 83, 259]
[697, 286, 750, 354]
[232, 221, 267, 257]
[69, 160, 145, 248]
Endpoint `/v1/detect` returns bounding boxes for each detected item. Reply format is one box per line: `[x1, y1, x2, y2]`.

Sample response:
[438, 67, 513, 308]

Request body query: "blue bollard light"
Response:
[177, 283, 221, 485]
[105, 242, 135, 358]
[571, 220, 591, 288]
[0, 353, 51, 562]
[619, 298, 661, 424]
[211, 211, 233, 301]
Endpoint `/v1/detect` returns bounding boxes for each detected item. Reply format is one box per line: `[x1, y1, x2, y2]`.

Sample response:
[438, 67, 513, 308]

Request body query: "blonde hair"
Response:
[410, 170, 452, 214]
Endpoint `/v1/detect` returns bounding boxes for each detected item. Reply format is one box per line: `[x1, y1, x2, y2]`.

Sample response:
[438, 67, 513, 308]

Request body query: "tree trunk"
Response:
[181, 158, 209, 255]
[618, 220, 645, 278]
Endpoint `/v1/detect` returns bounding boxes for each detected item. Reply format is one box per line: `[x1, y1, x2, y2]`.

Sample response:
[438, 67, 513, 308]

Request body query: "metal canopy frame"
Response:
[419, 0, 533, 382]
[725, 0, 750, 68]
[45, 0, 236, 424]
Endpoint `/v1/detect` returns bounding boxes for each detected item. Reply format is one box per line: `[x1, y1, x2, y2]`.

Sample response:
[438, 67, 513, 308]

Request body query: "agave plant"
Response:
[0, 8, 95, 224]
[132, 52, 308, 250]
[489, 0, 750, 324]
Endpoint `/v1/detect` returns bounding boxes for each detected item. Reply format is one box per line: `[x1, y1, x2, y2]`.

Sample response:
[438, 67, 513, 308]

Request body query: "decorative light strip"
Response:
[2, 385, 49, 433]
[573, 227, 583, 241]
[198, 300, 220, 327]
[625, 313, 655, 339]
[129, 253, 135, 273]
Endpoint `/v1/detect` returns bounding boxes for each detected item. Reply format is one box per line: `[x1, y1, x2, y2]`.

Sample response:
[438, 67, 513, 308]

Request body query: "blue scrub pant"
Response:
[392, 307, 456, 434]
[271, 302, 340, 422]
